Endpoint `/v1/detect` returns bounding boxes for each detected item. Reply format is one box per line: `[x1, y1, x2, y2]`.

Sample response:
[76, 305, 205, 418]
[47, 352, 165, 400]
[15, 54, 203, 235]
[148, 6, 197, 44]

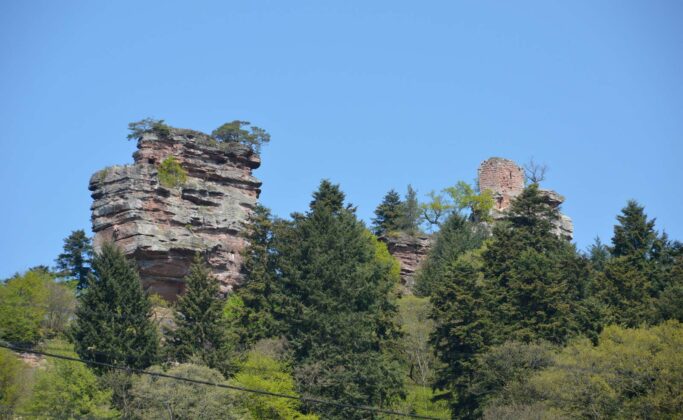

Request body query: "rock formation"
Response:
[89, 128, 261, 300]
[477, 157, 574, 239]
[380, 232, 433, 293]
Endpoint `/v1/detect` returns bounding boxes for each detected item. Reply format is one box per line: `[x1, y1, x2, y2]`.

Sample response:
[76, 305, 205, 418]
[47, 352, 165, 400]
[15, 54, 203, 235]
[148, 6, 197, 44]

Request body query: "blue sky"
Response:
[1, 1, 682, 278]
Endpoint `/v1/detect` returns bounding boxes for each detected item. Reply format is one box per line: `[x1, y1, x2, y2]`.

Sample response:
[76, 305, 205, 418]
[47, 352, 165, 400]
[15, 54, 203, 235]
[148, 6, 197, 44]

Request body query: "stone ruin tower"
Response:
[89, 128, 261, 300]
[477, 157, 574, 239]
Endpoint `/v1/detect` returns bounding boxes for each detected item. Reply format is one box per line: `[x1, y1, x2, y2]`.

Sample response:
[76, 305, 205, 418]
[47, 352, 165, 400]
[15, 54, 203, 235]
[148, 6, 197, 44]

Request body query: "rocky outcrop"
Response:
[478, 157, 574, 240]
[89, 128, 261, 300]
[380, 232, 433, 293]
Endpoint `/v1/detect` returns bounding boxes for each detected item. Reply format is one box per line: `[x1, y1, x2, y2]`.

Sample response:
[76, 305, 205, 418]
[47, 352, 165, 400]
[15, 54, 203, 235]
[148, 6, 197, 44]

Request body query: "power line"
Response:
[38, 343, 282, 375]
[0, 343, 444, 420]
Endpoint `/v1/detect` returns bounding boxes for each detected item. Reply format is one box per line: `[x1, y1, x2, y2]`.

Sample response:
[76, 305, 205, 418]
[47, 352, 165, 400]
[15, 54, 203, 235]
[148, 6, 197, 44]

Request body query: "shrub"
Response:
[521, 321, 683, 418]
[129, 364, 247, 419]
[157, 156, 188, 188]
[21, 340, 117, 419]
[231, 348, 318, 419]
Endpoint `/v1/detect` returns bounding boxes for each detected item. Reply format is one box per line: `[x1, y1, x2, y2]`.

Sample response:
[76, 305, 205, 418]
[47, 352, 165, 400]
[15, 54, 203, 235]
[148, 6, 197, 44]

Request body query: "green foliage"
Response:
[169, 254, 230, 374]
[0, 269, 76, 344]
[55, 229, 92, 291]
[72, 243, 159, 372]
[368, 230, 402, 285]
[611, 200, 657, 259]
[211, 120, 271, 153]
[21, 340, 117, 419]
[471, 341, 556, 418]
[393, 384, 451, 419]
[588, 236, 610, 272]
[309, 178, 345, 213]
[420, 190, 453, 229]
[232, 348, 318, 419]
[0, 348, 26, 416]
[239, 180, 405, 419]
[157, 156, 188, 188]
[398, 296, 438, 386]
[0, 270, 50, 344]
[402, 184, 421, 235]
[657, 254, 683, 322]
[520, 322, 683, 419]
[595, 256, 655, 327]
[414, 213, 487, 296]
[429, 254, 495, 418]
[372, 189, 405, 236]
[420, 181, 494, 230]
[42, 280, 77, 338]
[482, 184, 595, 345]
[126, 118, 171, 140]
[232, 205, 286, 346]
[592, 201, 683, 327]
[443, 181, 494, 222]
[128, 363, 247, 419]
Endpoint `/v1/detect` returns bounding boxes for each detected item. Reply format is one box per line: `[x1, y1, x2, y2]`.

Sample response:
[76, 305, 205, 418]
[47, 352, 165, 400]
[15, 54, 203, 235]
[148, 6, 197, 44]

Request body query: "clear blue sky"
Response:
[1, 1, 682, 278]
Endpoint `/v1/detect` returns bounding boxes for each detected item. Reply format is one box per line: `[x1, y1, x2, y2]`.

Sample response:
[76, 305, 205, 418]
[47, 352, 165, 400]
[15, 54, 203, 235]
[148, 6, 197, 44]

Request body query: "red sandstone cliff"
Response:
[89, 128, 261, 300]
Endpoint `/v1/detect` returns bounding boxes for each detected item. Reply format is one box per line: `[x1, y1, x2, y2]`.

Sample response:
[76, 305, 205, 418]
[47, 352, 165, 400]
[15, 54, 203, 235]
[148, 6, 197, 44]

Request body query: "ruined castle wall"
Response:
[477, 157, 525, 210]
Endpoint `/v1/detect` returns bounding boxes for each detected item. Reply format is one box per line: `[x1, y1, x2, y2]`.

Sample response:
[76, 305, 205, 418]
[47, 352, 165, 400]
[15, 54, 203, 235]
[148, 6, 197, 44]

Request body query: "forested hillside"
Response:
[1, 123, 681, 419]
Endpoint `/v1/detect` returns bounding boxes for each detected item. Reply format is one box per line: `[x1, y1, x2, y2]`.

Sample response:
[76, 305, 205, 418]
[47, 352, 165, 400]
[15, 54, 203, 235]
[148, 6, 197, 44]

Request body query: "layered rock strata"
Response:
[380, 232, 433, 293]
[477, 157, 574, 240]
[89, 128, 261, 300]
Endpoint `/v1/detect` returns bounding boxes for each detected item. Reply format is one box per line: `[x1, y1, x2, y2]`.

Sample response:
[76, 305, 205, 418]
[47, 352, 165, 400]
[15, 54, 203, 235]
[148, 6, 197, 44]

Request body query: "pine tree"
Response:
[72, 243, 158, 372]
[169, 254, 229, 373]
[482, 184, 593, 344]
[588, 236, 610, 272]
[414, 213, 487, 297]
[611, 200, 657, 259]
[372, 189, 405, 236]
[278, 180, 404, 419]
[430, 255, 492, 418]
[595, 201, 662, 326]
[232, 205, 285, 345]
[55, 230, 93, 290]
[401, 184, 421, 235]
[310, 179, 345, 213]
[597, 256, 654, 327]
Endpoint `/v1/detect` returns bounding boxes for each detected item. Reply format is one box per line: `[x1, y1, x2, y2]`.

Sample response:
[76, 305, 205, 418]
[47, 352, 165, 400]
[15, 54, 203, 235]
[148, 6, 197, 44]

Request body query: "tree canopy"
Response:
[211, 120, 271, 153]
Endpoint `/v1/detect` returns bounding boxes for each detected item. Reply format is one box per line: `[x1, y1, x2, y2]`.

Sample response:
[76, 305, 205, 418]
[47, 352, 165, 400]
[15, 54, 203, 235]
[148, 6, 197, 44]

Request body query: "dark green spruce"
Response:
[169, 254, 230, 374]
[72, 243, 158, 372]
[268, 180, 404, 419]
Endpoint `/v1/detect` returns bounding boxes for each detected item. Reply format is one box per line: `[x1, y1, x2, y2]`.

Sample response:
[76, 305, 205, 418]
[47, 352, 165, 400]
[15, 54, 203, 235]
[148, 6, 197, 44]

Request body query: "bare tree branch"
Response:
[524, 158, 548, 184]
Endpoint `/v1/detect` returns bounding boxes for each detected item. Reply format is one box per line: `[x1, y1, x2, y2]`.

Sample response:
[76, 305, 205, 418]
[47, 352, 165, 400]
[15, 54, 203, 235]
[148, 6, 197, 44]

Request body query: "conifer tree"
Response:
[72, 243, 158, 371]
[232, 205, 286, 345]
[430, 255, 492, 418]
[310, 179, 345, 213]
[402, 184, 421, 235]
[414, 213, 487, 296]
[588, 236, 610, 272]
[595, 201, 661, 326]
[372, 189, 405, 236]
[169, 254, 229, 373]
[611, 200, 657, 259]
[55, 229, 93, 290]
[482, 184, 593, 344]
[278, 180, 404, 419]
